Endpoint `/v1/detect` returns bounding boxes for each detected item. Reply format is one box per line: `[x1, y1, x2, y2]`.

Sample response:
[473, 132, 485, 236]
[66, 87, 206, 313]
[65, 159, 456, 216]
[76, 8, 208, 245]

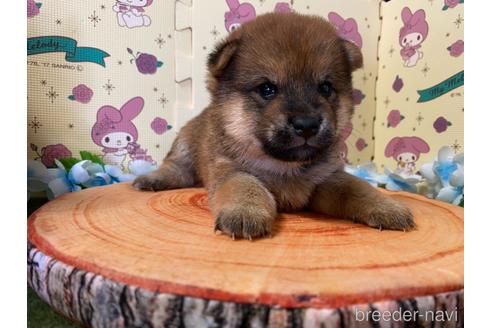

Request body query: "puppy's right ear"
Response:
[342, 39, 363, 72]
[207, 33, 241, 78]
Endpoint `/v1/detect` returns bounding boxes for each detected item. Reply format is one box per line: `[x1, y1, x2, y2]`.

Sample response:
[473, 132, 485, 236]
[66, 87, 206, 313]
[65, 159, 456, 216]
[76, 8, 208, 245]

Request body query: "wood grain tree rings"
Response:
[28, 183, 464, 327]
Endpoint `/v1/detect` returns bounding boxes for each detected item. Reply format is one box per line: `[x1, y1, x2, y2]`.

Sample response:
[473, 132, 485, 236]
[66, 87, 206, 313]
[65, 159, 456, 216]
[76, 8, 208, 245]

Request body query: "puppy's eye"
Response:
[318, 81, 333, 97]
[257, 82, 278, 100]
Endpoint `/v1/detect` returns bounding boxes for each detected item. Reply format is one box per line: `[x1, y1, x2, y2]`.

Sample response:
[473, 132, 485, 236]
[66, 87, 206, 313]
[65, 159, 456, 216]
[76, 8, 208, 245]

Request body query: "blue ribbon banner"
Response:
[417, 70, 464, 103]
[27, 36, 110, 67]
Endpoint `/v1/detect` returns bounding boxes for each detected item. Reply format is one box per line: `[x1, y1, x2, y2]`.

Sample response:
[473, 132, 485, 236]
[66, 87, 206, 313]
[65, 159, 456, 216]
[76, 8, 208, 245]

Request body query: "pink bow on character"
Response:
[224, 0, 257, 32]
[327, 12, 363, 49]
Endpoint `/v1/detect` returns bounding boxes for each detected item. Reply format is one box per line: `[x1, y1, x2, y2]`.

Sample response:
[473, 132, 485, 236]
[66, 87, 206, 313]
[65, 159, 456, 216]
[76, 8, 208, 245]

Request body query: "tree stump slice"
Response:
[28, 183, 464, 327]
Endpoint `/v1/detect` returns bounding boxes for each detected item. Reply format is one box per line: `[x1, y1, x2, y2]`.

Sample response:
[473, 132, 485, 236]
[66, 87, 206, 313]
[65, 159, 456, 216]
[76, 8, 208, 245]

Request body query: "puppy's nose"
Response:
[289, 116, 320, 139]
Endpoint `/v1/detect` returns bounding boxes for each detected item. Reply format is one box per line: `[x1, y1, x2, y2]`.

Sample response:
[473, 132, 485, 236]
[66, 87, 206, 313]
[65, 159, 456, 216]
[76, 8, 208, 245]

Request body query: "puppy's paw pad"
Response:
[132, 175, 169, 191]
[215, 207, 273, 240]
[366, 202, 415, 231]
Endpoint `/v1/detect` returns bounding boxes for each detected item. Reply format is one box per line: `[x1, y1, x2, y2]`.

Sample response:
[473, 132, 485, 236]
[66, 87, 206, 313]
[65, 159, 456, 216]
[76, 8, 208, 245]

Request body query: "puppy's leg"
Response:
[211, 172, 277, 239]
[309, 170, 415, 230]
[132, 137, 195, 191]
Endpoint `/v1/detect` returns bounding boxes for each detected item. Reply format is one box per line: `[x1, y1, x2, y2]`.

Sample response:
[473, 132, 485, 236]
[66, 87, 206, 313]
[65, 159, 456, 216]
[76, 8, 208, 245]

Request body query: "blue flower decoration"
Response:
[420, 147, 463, 205]
[48, 160, 119, 199]
[105, 160, 158, 181]
[104, 164, 136, 183]
[30, 158, 159, 200]
[383, 168, 421, 193]
[27, 160, 65, 200]
[28, 148, 161, 201]
[339, 146, 464, 206]
[45, 160, 84, 199]
[344, 163, 387, 187]
[344, 163, 421, 194]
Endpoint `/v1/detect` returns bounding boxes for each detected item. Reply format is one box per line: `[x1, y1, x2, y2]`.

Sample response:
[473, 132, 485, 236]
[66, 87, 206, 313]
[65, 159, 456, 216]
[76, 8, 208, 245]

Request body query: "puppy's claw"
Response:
[364, 201, 416, 231]
[215, 208, 274, 240]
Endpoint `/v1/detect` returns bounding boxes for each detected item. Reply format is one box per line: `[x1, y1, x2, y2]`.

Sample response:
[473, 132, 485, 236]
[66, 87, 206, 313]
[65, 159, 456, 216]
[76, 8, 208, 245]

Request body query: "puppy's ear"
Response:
[207, 33, 241, 78]
[342, 39, 363, 72]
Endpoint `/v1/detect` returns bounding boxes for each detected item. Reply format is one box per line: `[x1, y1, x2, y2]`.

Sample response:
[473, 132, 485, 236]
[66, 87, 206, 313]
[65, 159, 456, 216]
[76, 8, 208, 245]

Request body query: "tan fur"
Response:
[133, 12, 415, 239]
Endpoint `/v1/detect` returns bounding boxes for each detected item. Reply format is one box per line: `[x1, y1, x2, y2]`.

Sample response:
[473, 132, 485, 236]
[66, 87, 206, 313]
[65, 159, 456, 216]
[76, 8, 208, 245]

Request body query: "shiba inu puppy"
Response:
[133, 13, 415, 239]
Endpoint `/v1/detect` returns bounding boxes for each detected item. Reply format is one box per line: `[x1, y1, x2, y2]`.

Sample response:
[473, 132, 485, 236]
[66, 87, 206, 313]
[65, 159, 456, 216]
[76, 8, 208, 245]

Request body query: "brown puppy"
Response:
[133, 12, 415, 239]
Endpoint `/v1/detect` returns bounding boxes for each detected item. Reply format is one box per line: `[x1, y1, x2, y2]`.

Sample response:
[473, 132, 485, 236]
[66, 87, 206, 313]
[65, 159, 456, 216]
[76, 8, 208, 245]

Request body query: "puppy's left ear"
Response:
[342, 40, 363, 72]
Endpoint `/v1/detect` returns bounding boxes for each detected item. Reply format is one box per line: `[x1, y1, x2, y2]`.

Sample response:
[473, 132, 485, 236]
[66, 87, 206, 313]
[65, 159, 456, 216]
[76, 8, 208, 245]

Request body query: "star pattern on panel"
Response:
[454, 14, 463, 29]
[88, 10, 101, 27]
[46, 86, 59, 103]
[158, 93, 169, 108]
[451, 140, 461, 153]
[29, 117, 43, 134]
[155, 34, 165, 48]
[421, 63, 430, 76]
[103, 79, 115, 95]
[210, 26, 220, 40]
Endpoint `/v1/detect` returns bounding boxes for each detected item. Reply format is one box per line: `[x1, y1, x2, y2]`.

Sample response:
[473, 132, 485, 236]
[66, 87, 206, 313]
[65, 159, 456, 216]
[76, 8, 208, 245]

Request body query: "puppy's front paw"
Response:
[132, 174, 170, 191]
[215, 206, 274, 240]
[362, 200, 415, 231]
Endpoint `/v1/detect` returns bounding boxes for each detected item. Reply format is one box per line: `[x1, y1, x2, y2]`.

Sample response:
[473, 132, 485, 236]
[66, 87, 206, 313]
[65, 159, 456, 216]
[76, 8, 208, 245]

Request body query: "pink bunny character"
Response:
[224, 0, 256, 32]
[91, 97, 144, 168]
[338, 122, 353, 163]
[274, 2, 292, 13]
[327, 12, 363, 49]
[384, 136, 430, 176]
[399, 7, 428, 67]
[113, 0, 152, 28]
